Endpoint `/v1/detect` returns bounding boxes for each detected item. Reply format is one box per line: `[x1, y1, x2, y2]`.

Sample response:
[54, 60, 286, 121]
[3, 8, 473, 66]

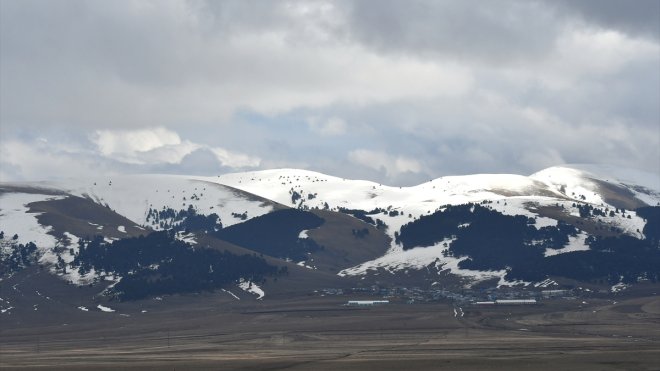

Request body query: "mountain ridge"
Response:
[1, 163, 658, 309]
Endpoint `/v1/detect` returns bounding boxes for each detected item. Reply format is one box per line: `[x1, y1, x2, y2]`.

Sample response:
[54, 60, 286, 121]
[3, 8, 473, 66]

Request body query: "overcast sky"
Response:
[1, 0, 658, 185]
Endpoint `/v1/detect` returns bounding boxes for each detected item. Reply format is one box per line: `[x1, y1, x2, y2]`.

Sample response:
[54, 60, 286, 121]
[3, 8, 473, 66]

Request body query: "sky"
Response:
[1, 0, 659, 185]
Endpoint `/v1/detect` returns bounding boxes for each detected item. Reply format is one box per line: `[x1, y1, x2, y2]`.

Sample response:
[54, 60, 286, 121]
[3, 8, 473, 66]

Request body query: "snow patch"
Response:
[62, 232, 80, 253]
[0, 193, 62, 260]
[97, 304, 115, 312]
[1, 306, 14, 314]
[340, 239, 526, 287]
[238, 279, 265, 300]
[296, 261, 316, 270]
[117, 225, 126, 233]
[610, 210, 647, 239]
[611, 282, 628, 293]
[545, 232, 590, 257]
[221, 288, 240, 300]
[534, 278, 557, 288]
[175, 232, 197, 245]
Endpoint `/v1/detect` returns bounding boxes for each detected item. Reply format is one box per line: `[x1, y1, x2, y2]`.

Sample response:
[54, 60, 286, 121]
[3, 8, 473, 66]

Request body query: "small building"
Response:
[541, 290, 570, 298]
[495, 299, 537, 305]
[346, 300, 389, 306]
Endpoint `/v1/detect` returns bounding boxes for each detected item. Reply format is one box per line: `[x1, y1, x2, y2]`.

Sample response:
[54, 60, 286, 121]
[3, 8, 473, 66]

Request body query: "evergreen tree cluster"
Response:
[511, 235, 660, 284]
[71, 231, 279, 300]
[573, 203, 629, 219]
[396, 204, 482, 249]
[231, 211, 248, 220]
[290, 189, 302, 204]
[146, 205, 222, 232]
[215, 209, 325, 261]
[396, 203, 660, 284]
[337, 207, 387, 230]
[0, 239, 38, 276]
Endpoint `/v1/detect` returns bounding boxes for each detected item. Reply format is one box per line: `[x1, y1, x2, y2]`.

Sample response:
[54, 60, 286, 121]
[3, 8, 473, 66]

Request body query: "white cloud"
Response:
[308, 117, 347, 136]
[208, 147, 261, 168]
[90, 127, 260, 168]
[0, 129, 262, 181]
[0, 139, 112, 181]
[92, 127, 188, 163]
[139, 141, 202, 165]
[535, 28, 660, 89]
[348, 149, 423, 177]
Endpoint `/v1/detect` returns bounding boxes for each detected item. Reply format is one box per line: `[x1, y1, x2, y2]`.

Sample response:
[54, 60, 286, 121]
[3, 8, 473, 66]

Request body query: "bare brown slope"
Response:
[195, 233, 355, 296]
[29, 195, 147, 240]
[192, 179, 288, 211]
[588, 178, 649, 210]
[306, 209, 391, 273]
[190, 209, 391, 295]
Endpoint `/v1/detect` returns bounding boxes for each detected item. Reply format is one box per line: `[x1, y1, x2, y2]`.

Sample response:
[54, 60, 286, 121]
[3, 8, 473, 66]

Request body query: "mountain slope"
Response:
[1, 165, 658, 305]
[33, 175, 281, 229]
[213, 165, 659, 286]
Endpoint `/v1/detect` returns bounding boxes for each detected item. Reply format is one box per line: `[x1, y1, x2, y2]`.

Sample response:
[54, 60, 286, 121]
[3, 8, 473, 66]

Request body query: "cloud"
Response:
[0, 0, 472, 131]
[0, 127, 260, 181]
[348, 149, 423, 178]
[0, 1, 657, 185]
[343, 0, 659, 64]
[0, 138, 114, 181]
[343, 0, 561, 64]
[90, 127, 260, 168]
[307, 117, 347, 136]
[550, 0, 660, 40]
[535, 27, 660, 89]
[92, 127, 189, 164]
[208, 147, 261, 168]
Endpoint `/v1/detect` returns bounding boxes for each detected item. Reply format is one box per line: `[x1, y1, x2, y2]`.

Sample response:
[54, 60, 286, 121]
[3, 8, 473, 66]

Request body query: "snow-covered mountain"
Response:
[42, 174, 279, 228]
[216, 164, 659, 212]
[215, 165, 657, 247]
[1, 164, 658, 307]
[214, 165, 658, 286]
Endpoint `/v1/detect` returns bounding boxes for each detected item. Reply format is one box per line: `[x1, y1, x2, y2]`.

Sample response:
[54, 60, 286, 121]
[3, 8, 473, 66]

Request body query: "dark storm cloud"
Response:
[342, 0, 560, 63]
[343, 0, 659, 62]
[552, 0, 660, 40]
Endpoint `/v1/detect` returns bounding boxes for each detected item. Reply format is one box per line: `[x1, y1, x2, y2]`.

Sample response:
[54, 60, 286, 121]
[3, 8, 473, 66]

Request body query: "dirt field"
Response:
[2, 287, 660, 370]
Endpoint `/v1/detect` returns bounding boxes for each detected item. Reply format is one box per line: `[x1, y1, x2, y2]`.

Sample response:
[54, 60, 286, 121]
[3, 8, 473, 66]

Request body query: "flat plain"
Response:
[2, 281, 660, 370]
